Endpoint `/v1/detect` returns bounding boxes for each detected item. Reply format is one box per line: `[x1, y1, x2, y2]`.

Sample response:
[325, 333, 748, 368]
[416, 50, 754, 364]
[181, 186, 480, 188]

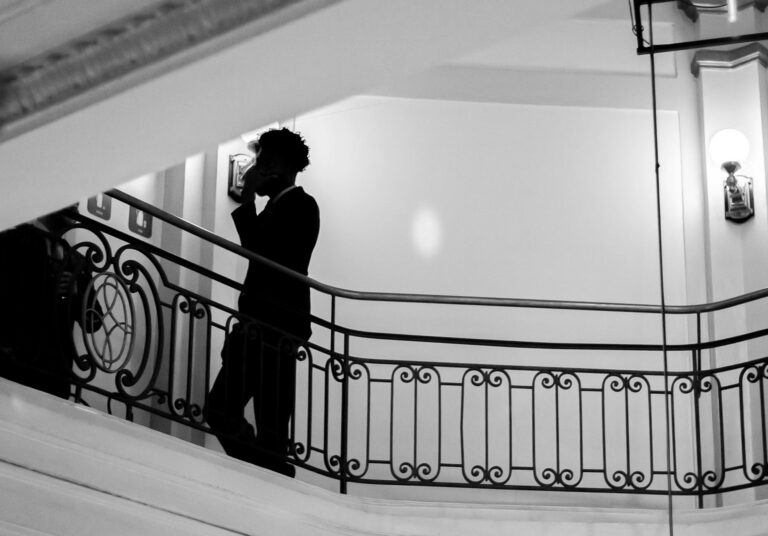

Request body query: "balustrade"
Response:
[7, 190, 768, 505]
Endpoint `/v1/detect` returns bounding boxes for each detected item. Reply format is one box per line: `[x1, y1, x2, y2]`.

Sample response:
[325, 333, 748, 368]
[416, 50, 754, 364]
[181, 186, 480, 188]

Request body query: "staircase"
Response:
[4, 378, 768, 536]
[3, 191, 768, 534]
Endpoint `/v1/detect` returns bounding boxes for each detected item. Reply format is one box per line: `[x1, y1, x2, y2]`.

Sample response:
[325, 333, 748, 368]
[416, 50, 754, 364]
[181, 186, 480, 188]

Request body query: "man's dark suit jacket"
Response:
[231, 187, 320, 341]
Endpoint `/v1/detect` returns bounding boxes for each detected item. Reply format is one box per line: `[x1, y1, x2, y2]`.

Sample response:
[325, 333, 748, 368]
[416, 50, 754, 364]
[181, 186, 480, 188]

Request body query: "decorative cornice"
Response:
[677, 0, 766, 22]
[690, 42, 768, 77]
[0, 0, 335, 133]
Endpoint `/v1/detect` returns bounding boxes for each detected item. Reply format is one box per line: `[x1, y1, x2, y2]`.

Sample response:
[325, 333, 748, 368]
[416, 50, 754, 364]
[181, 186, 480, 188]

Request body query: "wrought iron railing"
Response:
[9, 190, 768, 505]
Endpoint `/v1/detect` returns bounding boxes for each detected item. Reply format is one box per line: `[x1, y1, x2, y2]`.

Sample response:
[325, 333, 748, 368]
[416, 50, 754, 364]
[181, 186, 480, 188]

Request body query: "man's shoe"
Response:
[247, 449, 296, 478]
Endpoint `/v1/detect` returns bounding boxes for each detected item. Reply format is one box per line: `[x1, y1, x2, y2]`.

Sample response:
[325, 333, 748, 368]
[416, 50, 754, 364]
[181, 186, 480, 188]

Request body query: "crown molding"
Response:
[690, 42, 768, 76]
[677, 0, 767, 22]
[0, 0, 337, 136]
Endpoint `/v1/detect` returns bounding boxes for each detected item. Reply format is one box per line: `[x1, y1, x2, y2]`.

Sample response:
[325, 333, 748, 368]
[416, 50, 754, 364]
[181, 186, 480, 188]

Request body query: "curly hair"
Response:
[256, 128, 310, 173]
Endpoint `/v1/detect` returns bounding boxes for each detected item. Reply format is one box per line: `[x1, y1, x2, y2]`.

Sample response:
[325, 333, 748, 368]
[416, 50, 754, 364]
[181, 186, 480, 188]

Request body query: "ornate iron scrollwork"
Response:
[44, 203, 768, 498]
[82, 273, 134, 373]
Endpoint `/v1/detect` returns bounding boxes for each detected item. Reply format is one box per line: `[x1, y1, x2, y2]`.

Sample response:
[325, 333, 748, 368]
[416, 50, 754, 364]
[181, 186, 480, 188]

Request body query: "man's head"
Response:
[250, 128, 310, 198]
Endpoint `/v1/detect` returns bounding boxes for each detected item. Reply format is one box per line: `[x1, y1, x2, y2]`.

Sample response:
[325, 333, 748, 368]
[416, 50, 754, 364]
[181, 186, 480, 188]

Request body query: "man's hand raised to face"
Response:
[240, 143, 260, 204]
[241, 166, 258, 204]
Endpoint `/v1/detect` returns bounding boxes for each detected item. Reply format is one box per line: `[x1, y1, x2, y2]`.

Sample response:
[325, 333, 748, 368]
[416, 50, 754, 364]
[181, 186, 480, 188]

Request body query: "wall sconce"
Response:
[709, 128, 754, 222]
[228, 153, 254, 202]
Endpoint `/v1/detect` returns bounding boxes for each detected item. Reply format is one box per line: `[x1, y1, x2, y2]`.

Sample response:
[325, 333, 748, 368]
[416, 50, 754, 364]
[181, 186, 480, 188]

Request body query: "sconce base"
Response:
[723, 174, 754, 223]
[725, 206, 754, 222]
[722, 161, 741, 174]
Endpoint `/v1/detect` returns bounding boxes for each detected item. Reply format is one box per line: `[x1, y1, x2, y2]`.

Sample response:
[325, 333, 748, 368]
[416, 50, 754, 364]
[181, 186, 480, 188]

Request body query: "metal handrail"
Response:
[107, 188, 768, 315]
[49, 191, 768, 499]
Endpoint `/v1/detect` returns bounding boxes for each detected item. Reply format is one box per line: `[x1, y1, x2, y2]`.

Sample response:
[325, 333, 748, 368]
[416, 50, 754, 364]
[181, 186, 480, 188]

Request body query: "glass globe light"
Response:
[709, 128, 750, 166]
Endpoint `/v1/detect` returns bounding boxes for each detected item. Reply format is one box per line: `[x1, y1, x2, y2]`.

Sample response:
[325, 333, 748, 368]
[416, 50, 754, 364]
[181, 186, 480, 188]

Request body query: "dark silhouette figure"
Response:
[206, 128, 319, 477]
[0, 207, 102, 399]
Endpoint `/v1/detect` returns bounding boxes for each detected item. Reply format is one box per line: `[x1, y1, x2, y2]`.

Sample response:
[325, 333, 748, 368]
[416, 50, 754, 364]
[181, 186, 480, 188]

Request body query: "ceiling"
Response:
[1, 0, 650, 229]
[0, 0, 648, 148]
[0, 0, 643, 74]
[0, 0, 655, 137]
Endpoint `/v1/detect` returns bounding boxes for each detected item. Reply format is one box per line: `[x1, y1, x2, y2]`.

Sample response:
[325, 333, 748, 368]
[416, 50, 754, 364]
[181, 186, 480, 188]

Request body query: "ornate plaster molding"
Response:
[690, 42, 768, 76]
[677, 0, 767, 23]
[0, 0, 337, 135]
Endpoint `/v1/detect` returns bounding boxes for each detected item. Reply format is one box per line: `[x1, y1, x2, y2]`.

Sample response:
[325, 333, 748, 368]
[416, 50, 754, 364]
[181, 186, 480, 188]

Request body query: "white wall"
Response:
[300, 98, 681, 301]
[287, 96, 689, 364]
[200, 96, 693, 370]
[189, 96, 698, 506]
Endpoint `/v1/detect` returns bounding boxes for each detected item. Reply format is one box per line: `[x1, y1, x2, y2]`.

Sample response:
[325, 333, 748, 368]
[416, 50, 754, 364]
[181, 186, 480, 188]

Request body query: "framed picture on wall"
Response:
[228, 154, 254, 202]
[86, 194, 112, 220]
[128, 206, 153, 238]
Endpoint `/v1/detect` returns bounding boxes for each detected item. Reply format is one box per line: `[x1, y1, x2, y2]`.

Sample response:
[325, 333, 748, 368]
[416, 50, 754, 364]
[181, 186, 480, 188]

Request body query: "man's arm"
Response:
[232, 161, 264, 249]
[231, 202, 258, 251]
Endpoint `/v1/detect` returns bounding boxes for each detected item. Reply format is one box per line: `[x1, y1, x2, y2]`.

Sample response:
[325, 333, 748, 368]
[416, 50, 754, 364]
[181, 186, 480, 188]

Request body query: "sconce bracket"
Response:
[228, 154, 253, 202]
[724, 174, 755, 222]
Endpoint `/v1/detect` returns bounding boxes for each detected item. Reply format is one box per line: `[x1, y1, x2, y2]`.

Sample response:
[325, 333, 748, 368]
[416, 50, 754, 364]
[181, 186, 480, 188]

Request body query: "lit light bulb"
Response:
[709, 128, 750, 166]
[728, 0, 738, 22]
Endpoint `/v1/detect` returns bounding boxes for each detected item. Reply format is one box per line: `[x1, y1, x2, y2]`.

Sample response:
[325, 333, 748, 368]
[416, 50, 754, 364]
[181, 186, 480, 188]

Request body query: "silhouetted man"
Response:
[206, 128, 319, 477]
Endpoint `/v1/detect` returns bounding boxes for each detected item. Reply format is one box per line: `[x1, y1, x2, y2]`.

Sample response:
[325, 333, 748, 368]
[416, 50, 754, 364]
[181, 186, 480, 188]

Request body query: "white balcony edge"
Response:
[0, 378, 766, 536]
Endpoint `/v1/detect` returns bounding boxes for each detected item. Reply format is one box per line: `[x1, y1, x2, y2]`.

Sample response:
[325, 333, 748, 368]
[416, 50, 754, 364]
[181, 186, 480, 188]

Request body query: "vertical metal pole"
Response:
[330, 296, 336, 358]
[633, 0, 645, 52]
[340, 332, 350, 495]
[625, 376, 632, 483]
[648, 3, 675, 533]
[202, 315, 212, 422]
[414, 365, 420, 478]
[694, 313, 704, 509]
[330, 295, 347, 494]
[185, 299, 196, 418]
[324, 297, 335, 488]
[555, 376, 561, 479]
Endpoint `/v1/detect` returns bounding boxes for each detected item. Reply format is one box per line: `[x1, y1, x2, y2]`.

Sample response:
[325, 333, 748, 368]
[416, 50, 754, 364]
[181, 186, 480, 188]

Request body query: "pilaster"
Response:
[693, 43, 768, 504]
